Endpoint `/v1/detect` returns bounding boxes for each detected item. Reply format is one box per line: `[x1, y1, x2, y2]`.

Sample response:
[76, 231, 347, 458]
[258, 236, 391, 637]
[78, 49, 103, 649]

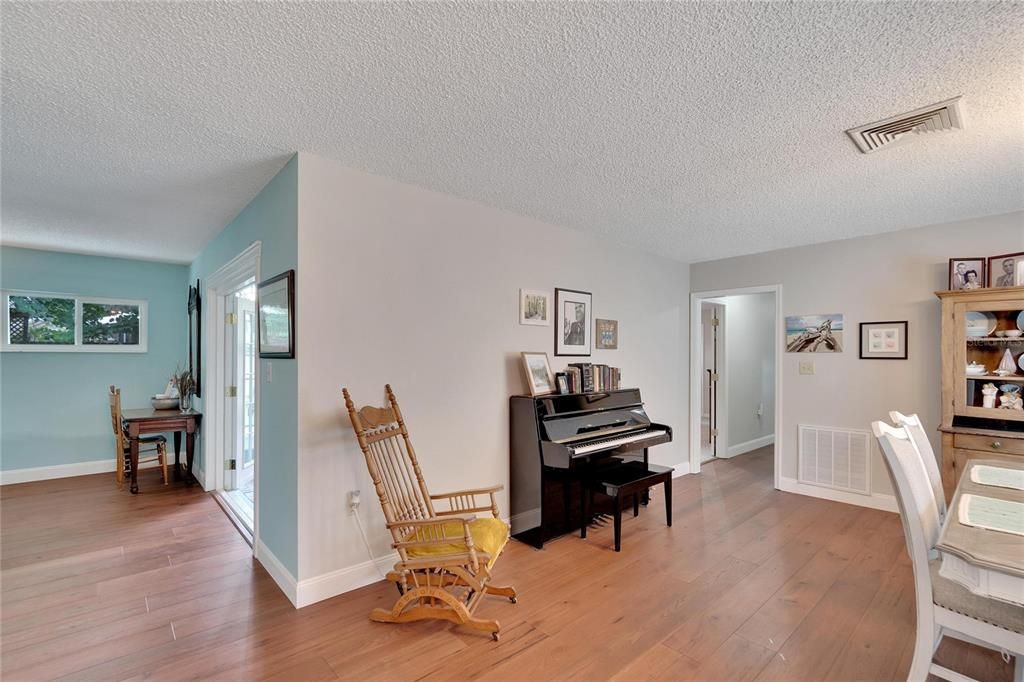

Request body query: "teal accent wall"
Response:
[0, 247, 187, 470]
[189, 155, 298, 576]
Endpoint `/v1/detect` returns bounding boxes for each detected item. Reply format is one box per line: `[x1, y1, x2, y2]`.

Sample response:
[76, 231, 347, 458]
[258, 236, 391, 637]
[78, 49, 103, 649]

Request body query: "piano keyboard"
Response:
[570, 429, 667, 455]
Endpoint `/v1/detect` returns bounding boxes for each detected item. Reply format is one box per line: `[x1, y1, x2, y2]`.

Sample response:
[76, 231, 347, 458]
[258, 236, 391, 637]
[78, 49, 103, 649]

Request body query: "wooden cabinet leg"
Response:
[173, 431, 182, 481]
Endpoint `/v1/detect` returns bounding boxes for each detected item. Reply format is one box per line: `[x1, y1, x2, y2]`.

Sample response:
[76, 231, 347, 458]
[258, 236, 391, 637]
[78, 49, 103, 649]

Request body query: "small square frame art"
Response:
[595, 318, 618, 350]
[519, 289, 550, 326]
[859, 321, 908, 360]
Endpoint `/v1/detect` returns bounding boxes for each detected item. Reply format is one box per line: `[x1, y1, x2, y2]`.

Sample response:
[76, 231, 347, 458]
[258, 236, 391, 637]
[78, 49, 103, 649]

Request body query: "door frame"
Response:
[203, 241, 261, 546]
[689, 284, 782, 489]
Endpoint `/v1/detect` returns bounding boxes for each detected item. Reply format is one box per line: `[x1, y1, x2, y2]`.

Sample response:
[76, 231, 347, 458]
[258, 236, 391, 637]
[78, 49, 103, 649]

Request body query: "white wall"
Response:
[296, 153, 690, 591]
[723, 292, 775, 453]
[691, 211, 1024, 498]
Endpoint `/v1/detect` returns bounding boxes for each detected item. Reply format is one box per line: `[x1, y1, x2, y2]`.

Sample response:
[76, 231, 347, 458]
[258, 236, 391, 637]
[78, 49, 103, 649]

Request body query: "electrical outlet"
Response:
[799, 360, 815, 375]
[756, 402, 763, 417]
[349, 490, 361, 513]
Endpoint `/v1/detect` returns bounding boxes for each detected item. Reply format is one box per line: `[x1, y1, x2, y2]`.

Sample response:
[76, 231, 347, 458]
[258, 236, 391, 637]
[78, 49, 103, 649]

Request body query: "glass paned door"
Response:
[222, 282, 256, 532]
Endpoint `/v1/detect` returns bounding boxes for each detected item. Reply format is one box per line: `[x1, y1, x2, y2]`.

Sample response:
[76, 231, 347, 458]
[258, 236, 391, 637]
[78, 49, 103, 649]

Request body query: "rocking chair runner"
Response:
[343, 384, 517, 640]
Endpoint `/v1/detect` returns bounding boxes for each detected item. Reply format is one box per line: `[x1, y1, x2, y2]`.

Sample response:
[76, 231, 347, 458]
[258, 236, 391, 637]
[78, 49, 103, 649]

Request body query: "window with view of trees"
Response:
[82, 302, 140, 345]
[2, 291, 147, 352]
[7, 295, 76, 345]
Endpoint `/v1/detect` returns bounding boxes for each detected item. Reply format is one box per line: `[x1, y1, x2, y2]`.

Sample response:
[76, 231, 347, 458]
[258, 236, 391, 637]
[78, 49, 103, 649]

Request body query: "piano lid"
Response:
[534, 388, 642, 419]
[534, 389, 651, 444]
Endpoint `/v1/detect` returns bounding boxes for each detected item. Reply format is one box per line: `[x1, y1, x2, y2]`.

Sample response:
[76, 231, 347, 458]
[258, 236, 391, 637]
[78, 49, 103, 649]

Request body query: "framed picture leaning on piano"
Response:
[555, 288, 592, 356]
[520, 352, 555, 396]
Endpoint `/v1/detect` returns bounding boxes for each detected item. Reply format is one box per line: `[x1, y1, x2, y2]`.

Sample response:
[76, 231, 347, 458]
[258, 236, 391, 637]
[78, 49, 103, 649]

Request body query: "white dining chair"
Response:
[872, 421, 1024, 682]
[889, 411, 947, 520]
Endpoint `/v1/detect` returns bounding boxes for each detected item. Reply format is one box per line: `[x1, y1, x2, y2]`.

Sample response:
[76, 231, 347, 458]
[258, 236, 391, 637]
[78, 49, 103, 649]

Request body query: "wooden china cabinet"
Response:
[937, 285, 1024, 501]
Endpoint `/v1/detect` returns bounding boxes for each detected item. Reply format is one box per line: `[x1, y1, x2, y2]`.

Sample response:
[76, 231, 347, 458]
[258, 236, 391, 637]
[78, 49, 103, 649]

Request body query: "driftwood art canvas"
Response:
[786, 313, 844, 353]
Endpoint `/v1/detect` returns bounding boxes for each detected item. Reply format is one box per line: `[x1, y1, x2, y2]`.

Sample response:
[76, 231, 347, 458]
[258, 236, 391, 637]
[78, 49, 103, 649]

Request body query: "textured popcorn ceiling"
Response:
[2, 2, 1022, 264]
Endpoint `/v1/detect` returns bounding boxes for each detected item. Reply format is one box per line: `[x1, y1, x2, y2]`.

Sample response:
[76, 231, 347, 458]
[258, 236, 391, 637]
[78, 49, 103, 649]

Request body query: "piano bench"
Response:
[583, 462, 673, 552]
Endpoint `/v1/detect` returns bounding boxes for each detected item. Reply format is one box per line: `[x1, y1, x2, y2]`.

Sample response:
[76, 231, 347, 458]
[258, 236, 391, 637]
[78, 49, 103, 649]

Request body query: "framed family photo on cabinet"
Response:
[555, 288, 591, 356]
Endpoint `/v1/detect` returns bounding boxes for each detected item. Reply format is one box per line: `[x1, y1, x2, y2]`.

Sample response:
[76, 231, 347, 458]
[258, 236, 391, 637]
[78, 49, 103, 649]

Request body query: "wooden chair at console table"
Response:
[116, 390, 201, 495]
[108, 385, 167, 490]
[936, 285, 1024, 500]
[343, 384, 517, 641]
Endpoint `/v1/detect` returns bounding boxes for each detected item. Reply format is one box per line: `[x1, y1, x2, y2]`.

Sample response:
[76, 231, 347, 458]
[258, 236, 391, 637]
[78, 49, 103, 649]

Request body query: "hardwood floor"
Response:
[0, 447, 1012, 681]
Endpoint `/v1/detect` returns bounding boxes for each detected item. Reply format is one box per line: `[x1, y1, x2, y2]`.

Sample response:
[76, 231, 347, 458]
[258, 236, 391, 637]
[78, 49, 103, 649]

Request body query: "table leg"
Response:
[185, 431, 195, 486]
[129, 435, 140, 494]
[173, 431, 182, 481]
[664, 477, 672, 527]
[633, 494, 639, 517]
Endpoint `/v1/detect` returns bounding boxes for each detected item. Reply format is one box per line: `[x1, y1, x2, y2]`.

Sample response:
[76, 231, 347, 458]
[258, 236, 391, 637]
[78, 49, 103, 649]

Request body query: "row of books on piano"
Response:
[559, 363, 621, 394]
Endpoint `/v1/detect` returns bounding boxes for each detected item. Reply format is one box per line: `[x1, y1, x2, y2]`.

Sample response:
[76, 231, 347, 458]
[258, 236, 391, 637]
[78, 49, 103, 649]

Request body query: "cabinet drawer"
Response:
[952, 433, 1024, 456]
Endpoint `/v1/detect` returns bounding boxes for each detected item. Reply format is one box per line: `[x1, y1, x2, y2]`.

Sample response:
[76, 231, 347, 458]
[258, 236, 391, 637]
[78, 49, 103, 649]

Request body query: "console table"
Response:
[121, 408, 201, 494]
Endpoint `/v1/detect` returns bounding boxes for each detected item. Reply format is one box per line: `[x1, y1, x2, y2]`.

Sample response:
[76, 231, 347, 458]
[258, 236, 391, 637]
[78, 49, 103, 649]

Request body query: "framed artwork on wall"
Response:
[519, 289, 550, 326]
[987, 251, 1024, 288]
[859, 321, 908, 360]
[948, 258, 986, 291]
[257, 269, 295, 358]
[187, 280, 202, 396]
[595, 318, 618, 349]
[520, 352, 555, 396]
[554, 288, 592, 356]
[785, 313, 843, 353]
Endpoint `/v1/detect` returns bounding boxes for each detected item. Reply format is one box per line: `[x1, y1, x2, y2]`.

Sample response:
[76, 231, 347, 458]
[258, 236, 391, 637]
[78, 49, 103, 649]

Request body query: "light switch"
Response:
[265, 361, 273, 383]
[799, 360, 815, 375]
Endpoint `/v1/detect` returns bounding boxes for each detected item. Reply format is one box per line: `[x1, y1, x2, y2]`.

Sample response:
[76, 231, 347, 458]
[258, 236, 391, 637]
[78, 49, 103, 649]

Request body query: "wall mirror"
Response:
[188, 279, 202, 397]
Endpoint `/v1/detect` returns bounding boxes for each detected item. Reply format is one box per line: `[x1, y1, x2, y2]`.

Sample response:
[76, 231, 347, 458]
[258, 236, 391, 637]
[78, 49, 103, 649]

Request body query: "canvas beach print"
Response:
[786, 313, 843, 353]
[519, 289, 550, 326]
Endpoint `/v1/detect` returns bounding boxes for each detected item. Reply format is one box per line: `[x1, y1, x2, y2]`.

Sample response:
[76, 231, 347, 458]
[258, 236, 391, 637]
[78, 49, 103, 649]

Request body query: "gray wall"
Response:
[724, 292, 775, 451]
[691, 211, 1023, 495]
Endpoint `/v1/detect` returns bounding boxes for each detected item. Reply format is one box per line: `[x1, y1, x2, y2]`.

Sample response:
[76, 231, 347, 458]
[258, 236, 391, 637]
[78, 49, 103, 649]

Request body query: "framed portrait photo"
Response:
[519, 288, 550, 326]
[554, 288, 592, 356]
[987, 251, 1024, 288]
[520, 352, 555, 396]
[859, 321, 908, 360]
[948, 257, 986, 291]
[257, 269, 295, 358]
[595, 318, 618, 350]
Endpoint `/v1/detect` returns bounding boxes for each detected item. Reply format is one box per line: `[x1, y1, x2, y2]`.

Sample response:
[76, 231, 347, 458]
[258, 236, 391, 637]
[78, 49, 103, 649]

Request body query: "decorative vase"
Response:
[180, 393, 193, 413]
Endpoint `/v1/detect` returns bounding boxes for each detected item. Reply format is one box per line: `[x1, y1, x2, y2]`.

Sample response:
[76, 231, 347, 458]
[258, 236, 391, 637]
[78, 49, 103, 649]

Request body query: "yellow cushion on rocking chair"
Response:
[405, 518, 509, 569]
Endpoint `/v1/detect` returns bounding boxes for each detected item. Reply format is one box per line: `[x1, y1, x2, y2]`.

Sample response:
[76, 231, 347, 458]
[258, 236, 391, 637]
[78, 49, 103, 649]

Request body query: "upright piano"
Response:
[509, 388, 672, 548]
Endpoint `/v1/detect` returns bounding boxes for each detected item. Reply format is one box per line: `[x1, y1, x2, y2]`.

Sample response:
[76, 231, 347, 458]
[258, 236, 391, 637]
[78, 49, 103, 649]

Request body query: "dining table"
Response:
[936, 459, 1024, 607]
[121, 408, 202, 494]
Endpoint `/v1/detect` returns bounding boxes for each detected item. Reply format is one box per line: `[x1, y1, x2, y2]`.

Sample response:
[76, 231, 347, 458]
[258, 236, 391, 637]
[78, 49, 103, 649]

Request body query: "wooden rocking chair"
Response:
[343, 384, 517, 640]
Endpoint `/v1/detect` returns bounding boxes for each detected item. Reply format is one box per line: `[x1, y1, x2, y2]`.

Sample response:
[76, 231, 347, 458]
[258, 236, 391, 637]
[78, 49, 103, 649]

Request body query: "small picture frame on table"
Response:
[948, 258, 986, 291]
[520, 352, 555, 396]
[859, 321, 908, 360]
[555, 373, 569, 395]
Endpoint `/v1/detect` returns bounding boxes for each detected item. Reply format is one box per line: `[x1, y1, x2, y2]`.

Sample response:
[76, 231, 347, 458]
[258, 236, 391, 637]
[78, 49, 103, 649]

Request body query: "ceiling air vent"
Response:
[846, 96, 964, 154]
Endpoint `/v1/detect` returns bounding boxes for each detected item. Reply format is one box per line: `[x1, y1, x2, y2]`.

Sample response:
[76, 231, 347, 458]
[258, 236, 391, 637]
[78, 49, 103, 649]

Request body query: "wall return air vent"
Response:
[846, 96, 964, 154]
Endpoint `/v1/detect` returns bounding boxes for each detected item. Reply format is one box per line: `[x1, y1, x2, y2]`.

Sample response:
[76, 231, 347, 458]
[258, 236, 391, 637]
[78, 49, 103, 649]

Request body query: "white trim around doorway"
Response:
[689, 284, 783, 490]
[204, 241, 261, 550]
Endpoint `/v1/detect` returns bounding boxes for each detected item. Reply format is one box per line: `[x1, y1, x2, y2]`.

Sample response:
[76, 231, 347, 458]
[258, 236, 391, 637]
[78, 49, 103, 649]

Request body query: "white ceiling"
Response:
[2, 2, 1022, 264]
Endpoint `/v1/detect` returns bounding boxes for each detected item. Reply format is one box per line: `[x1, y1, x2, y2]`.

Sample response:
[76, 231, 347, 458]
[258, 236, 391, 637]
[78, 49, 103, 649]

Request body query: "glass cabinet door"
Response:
[956, 300, 1024, 421]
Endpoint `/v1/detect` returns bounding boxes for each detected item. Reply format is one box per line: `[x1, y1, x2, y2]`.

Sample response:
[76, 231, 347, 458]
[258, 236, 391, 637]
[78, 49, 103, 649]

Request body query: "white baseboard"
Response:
[1, 457, 166, 486]
[725, 434, 775, 459]
[296, 554, 396, 608]
[672, 461, 691, 478]
[778, 476, 897, 513]
[254, 538, 298, 607]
